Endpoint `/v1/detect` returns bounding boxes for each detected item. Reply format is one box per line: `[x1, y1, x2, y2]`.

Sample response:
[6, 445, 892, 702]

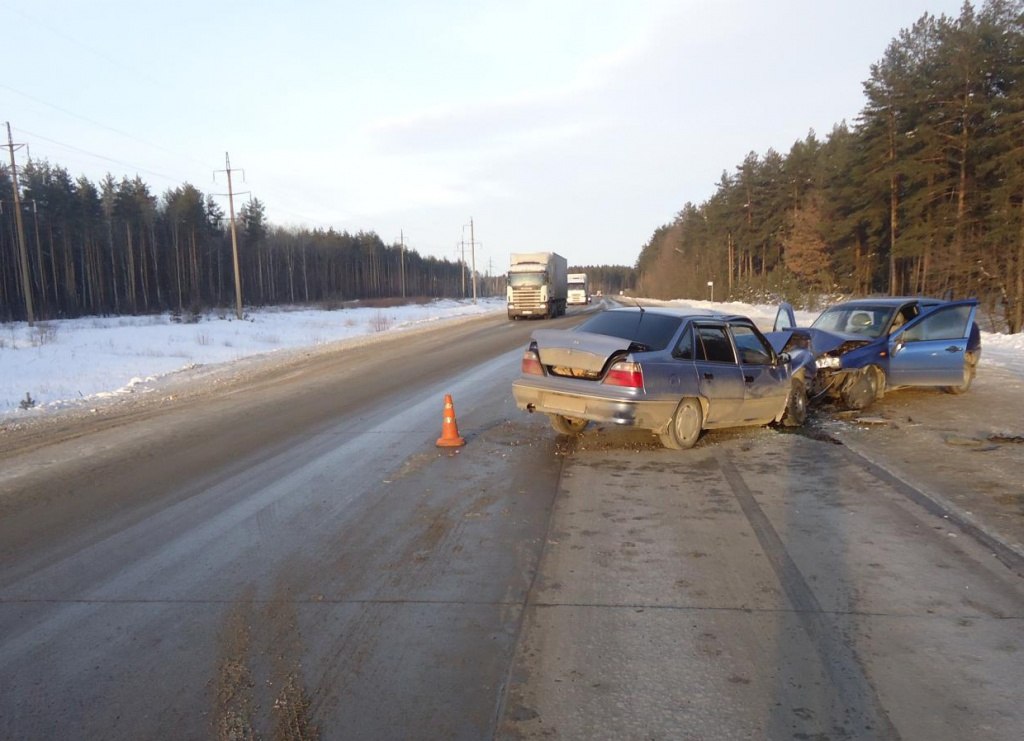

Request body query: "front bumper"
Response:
[508, 304, 550, 318]
[512, 379, 677, 431]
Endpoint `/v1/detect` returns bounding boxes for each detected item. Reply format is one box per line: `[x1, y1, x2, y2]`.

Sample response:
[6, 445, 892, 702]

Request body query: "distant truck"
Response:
[567, 273, 590, 305]
[507, 252, 568, 319]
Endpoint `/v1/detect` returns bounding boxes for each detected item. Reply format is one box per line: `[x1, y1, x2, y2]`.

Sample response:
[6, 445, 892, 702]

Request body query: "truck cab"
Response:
[507, 252, 568, 319]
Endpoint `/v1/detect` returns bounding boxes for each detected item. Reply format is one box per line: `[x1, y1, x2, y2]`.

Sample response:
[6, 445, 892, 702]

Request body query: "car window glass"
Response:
[674, 325, 694, 359]
[773, 306, 793, 330]
[901, 305, 971, 342]
[730, 324, 773, 365]
[812, 306, 894, 338]
[577, 311, 683, 351]
[695, 326, 736, 364]
[811, 308, 847, 333]
[890, 305, 917, 331]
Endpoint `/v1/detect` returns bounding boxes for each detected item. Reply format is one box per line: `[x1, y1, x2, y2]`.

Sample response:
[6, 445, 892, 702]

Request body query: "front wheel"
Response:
[549, 414, 588, 436]
[840, 366, 880, 410]
[659, 398, 703, 450]
[780, 377, 808, 427]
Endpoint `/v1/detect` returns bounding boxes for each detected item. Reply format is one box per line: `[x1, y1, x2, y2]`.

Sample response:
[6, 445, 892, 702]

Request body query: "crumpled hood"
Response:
[766, 328, 869, 356]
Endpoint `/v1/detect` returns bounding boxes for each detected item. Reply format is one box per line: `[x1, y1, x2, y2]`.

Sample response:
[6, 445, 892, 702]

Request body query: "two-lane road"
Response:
[1, 310, 1022, 739]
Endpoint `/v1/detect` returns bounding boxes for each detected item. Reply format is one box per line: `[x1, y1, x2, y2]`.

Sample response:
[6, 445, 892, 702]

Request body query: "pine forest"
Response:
[636, 1, 1023, 333]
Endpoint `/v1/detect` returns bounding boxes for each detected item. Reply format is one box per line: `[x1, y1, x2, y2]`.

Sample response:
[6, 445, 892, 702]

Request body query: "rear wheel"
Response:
[780, 377, 808, 427]
[549, 414, 588, 436]
[944, 352, 978, 394]
[659, 398, 703, 450]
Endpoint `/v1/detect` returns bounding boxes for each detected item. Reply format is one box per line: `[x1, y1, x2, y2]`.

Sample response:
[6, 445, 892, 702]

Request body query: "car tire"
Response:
[659, 398, 703, 450]
[840, 366, 880, 410]
[780, 377, 808, 427]
[548, 414, 588, 436]
[944, 352, 978, 394]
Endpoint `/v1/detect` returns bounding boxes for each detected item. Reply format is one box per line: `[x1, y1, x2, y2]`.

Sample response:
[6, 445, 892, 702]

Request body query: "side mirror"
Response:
[777, 351, 791, 366]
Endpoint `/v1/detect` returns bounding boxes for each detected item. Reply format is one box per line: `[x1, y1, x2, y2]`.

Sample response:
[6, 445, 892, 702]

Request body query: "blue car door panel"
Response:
[693, 324, 744, 425]
[730, 323, 788, 422]
[888, 302, 977, 386]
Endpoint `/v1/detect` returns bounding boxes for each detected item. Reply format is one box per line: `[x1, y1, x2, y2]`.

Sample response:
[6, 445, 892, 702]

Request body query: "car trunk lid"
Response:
[531, 329, 631, 375]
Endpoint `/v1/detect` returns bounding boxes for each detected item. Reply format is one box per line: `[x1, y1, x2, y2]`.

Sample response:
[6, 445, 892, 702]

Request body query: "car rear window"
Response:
[577, 311, 682, 351]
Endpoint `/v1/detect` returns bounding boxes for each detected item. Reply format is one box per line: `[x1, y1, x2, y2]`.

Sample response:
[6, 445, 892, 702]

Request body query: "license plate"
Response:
[545, 394, 586, 414]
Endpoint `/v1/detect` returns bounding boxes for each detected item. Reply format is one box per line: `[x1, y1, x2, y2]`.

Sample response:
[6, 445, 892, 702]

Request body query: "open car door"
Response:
[887, 300, 978, 387]
[773, 302, 796, 331]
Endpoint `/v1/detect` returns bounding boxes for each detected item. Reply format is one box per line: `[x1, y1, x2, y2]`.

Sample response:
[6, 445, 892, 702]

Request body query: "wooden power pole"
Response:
[215, 152, 244, 319]
[5, 122, 33, 325]
[469, 218, 477, 304]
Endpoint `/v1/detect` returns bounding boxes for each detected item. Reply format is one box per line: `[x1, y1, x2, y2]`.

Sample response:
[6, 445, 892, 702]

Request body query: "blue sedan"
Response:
[512, 306, 815, 449]
[769, 297, 981, 410]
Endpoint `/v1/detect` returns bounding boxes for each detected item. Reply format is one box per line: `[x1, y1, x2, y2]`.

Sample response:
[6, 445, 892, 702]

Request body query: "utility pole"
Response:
[463, 218, 478, 304]
[458, 240, 466, 297]
[399, 229, 406, 298]
[214, 152, 244, 319]
[5, 122, 33, 325]
[470, 218, 477, 304]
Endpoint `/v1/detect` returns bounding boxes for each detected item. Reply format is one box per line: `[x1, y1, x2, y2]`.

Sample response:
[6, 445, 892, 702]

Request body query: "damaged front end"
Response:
[810, 339, 880, 408]
[767, 320, 877, 408]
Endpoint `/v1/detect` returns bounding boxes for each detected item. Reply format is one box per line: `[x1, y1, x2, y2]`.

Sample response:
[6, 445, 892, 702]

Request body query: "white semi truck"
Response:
[567, 273, 590, 305]
[507, 252, 568, 319]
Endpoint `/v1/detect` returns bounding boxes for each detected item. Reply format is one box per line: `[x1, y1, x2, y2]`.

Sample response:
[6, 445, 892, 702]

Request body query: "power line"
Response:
[10, 126, 190, 184]
[8, 8, 168, 90]
[0, 84, 211, 171]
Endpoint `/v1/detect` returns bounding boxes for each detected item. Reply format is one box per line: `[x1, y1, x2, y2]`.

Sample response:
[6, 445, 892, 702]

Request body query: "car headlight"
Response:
[815, 356, 842, 370]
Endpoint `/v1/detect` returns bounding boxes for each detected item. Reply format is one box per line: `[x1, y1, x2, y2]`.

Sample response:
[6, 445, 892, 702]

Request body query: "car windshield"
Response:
[576, 311, 683, 351]
[811, 305, 897, 338]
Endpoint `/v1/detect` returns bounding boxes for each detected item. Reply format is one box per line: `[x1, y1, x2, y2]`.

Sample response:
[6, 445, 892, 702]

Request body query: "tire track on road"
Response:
[717, 451, 902, 741]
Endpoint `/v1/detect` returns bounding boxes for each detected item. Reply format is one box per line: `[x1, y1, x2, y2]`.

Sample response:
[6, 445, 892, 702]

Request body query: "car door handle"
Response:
[744, 375, 754, 383]
[945, 345, 962, 353]
[703, 372, 714, 380]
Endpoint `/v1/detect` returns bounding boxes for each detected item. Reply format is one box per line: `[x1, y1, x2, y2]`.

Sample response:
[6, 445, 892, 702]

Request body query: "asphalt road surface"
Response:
[1, 308, 1021, 740]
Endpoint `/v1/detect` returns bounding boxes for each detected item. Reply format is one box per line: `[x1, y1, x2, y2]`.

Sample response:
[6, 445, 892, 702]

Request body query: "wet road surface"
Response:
[1, 312, 1022, 739]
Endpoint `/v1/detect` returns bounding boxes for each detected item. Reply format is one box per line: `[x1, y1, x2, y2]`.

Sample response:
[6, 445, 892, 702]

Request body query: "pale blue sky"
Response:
[4, 0, 969, 272]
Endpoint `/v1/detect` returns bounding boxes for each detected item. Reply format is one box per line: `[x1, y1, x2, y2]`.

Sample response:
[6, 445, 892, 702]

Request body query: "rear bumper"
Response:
[512, 380, 676, 431]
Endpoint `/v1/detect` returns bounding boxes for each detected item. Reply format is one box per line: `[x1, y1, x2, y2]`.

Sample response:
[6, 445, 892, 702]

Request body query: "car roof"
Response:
[603, 306, 751, 323]
[825, 297, 943, 309]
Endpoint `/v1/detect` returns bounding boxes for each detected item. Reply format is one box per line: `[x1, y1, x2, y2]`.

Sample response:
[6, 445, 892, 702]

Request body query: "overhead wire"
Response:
[2, 12, 343, 231]
[1, 84, 213, 173]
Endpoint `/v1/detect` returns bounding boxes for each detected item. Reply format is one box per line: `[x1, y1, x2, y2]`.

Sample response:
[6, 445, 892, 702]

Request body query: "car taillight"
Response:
[603, 361, 643, 388]
[521, 349, 544, 375]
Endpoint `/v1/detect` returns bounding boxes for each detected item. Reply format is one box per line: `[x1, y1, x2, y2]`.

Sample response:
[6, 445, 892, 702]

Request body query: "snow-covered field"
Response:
[0, 299, 506, 418]
[2, 297, 1022, 418]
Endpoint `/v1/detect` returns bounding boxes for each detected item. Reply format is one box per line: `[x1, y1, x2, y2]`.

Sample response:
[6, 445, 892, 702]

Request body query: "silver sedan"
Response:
[512, 306, 813, 449]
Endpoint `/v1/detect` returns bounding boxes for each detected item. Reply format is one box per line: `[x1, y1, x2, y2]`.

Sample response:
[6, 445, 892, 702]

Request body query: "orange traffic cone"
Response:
[436, 393, 466, 447]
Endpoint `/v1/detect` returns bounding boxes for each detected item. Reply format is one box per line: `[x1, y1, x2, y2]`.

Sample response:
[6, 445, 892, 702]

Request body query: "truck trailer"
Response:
[507, 252, 568, 319]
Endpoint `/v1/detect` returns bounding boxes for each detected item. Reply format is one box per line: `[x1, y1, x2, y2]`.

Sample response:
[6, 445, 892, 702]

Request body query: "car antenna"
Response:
[630, 298, 645, 314]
